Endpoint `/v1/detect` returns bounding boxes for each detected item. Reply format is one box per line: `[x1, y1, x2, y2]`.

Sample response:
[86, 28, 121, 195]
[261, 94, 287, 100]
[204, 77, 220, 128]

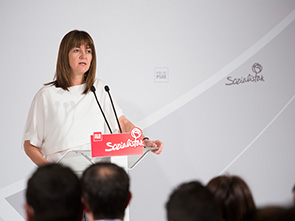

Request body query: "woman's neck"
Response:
[71, 75, 84, 86]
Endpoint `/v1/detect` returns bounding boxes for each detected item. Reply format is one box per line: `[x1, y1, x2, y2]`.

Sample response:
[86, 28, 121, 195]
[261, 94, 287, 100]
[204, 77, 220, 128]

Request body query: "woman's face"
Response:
[68, 44, 92, 77]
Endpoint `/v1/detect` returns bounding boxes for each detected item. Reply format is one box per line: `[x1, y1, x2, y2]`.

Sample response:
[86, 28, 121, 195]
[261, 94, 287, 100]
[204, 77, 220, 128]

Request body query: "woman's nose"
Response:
[80, 51, 86, 59]
[79, 50, 87, 59]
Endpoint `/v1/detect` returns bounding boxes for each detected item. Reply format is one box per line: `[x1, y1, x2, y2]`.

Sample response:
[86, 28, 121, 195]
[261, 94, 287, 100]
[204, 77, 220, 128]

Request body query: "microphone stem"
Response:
[92, 91, 113, 134]
[106, 90, 122, 133]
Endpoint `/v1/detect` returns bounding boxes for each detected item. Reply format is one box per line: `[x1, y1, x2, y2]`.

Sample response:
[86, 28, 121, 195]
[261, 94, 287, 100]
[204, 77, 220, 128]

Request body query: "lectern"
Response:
[57, 127, 157, 221]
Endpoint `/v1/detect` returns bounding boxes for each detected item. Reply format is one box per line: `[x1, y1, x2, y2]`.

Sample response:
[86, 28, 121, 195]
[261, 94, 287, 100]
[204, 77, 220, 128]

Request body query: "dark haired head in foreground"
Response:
[207, 175, 256, 221]
[166, 181, 221, 221]
[25, 163, 82, 221]
[246, 205, 295, 221]
[81, 162, 131, 221]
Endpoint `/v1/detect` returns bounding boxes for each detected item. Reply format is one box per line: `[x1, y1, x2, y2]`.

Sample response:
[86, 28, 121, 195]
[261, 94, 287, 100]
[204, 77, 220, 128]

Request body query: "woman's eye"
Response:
[73, 49, 79, 53]
[86, 49, 92, 54]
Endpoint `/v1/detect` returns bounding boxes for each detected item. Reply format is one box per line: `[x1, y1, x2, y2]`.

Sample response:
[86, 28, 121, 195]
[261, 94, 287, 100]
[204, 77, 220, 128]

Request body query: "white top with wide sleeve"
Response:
[22, 79, 123, 159]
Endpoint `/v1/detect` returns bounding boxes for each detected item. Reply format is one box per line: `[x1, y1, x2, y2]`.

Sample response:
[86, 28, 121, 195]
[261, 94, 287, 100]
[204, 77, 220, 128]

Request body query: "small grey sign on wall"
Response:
[154, 67, 169, 83]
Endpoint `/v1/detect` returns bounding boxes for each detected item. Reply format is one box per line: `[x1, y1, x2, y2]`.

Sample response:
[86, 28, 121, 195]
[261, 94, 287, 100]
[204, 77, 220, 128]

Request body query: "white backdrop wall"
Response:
[1, 0, 295, 220]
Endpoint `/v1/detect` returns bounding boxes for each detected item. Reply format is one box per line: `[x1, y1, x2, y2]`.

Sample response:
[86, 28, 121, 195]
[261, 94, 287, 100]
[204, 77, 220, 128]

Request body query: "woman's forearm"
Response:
[24, 140, 48, 166]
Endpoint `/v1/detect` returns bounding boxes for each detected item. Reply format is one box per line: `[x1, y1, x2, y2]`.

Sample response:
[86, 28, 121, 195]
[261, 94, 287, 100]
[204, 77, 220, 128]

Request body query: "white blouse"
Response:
[22, 79, 123, 161]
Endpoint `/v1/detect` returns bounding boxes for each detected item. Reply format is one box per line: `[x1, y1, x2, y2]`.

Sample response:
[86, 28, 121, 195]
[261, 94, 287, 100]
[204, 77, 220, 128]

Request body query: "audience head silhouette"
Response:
[245, 205, 295, 221]
[25, 163, 82, 221]
[81, 162, 131, 221]
[207, 174, 256, 221]
[166, 181, 221, 221]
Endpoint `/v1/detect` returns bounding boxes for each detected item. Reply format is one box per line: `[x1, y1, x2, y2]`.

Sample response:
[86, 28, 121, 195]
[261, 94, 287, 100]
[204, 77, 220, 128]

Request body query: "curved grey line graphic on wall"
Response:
[137, 10, 295, 129]
[225, 63, 265, 86]
[219, 93, 295, 175]
[0, 178, 27, 220]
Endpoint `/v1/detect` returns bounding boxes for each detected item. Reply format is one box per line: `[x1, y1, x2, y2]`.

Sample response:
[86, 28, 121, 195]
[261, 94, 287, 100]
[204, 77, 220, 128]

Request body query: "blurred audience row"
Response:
[167, 175, 295, 221]
[24, 162, 295, 221]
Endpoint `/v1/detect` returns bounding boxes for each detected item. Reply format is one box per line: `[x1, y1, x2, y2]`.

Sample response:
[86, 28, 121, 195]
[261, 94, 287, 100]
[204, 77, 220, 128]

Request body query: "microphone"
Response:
[90, 86, 113, 134]
[104, 85, 122, 133]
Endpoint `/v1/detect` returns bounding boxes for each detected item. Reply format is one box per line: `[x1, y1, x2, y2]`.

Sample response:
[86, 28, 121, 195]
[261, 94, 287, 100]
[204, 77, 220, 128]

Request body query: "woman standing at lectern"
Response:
[22, 30, 163, 172]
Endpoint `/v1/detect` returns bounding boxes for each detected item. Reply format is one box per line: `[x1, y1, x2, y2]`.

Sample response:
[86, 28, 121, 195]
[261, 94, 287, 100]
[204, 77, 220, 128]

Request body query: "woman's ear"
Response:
[24, 203, 34, 221]
[128, 191, 132, 206]
[81, 197, 91, 213]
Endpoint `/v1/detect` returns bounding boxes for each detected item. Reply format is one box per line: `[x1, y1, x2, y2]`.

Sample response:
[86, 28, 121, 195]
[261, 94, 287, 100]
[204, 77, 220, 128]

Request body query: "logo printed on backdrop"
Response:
[225, 63, 265, 86]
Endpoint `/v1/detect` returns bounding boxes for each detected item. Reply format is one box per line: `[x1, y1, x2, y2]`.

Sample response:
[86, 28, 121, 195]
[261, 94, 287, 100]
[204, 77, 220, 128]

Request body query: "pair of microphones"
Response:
[90, 85, 122, 134]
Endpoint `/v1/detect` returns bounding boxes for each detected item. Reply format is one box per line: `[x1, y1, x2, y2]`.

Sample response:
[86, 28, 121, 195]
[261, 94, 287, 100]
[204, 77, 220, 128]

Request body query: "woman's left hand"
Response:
[144, 139, 163, 155]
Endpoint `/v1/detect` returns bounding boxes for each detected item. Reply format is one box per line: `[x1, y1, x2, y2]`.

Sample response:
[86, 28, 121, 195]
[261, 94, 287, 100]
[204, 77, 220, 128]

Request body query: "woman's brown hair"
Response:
[207, 175, 256, 221]
[46, 30, 96, 94]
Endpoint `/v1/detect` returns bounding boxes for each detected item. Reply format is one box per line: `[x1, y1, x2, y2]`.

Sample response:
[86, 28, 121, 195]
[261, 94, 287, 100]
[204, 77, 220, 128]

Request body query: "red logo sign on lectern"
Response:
[90, 127, 144, 158]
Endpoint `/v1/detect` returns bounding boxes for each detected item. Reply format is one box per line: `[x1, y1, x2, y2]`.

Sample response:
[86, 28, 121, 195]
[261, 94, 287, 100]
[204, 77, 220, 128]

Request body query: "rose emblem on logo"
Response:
[131, 127, 142, 140]
[252, 63, 263, 74]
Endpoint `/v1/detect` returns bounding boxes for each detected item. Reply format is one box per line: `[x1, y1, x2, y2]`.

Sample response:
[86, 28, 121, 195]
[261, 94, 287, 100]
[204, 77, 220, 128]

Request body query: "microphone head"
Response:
[90, 85, 96, 92]
[104, 85, 110, 92]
